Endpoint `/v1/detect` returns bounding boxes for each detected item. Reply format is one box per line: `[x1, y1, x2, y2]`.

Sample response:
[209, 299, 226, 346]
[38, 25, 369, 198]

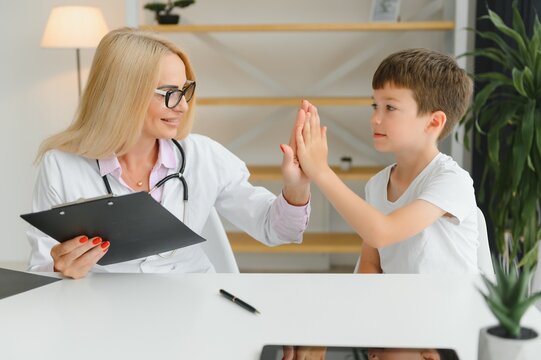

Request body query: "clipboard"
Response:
[20, 192, 206, 265]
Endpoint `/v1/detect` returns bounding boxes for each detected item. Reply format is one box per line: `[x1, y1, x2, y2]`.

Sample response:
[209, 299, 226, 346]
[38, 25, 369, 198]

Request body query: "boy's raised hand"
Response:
[295, 102, 329, 180]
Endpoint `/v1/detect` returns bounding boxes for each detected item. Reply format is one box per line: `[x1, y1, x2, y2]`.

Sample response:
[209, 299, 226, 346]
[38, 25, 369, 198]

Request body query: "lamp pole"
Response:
[76, 48, 82, 98]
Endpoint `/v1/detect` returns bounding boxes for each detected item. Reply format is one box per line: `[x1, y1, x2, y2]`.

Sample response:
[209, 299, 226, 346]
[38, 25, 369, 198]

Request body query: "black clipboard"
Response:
[20, 192, 205, 265]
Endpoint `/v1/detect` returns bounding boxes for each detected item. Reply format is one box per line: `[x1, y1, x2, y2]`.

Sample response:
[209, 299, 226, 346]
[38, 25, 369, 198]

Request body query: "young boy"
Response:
[292, 48, 478, 273]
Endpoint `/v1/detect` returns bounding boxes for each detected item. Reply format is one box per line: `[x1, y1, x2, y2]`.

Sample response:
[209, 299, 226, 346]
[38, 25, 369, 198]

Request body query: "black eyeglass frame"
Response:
[154, 80, 196, 108]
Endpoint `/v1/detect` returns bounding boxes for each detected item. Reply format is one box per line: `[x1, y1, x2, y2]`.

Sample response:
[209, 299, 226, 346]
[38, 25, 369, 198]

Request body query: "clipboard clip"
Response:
[51, 194, 114, 209]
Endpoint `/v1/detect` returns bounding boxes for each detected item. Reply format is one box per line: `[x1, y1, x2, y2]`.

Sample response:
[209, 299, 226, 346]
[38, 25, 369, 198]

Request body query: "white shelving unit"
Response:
[125, 0, 471, 270]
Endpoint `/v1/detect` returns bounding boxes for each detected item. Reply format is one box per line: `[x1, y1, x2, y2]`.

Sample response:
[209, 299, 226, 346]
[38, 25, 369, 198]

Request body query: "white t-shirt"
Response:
[365, 153, 479, 274]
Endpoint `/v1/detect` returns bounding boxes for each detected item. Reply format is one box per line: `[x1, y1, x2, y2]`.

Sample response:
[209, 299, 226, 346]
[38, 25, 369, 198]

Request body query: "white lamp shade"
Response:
[41, 6, 109, 48]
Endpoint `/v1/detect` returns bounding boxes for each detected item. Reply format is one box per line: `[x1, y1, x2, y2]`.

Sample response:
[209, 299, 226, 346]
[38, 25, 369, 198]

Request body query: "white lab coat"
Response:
[27, 134, 308, 273]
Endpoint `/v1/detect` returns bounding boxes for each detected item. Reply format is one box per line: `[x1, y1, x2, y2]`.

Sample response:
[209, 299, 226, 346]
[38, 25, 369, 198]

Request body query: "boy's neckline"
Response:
[386, 152, 443, 203]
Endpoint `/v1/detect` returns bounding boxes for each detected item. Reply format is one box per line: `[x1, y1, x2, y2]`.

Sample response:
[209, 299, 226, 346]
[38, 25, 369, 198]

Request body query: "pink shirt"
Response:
[98, 139, 176, 203]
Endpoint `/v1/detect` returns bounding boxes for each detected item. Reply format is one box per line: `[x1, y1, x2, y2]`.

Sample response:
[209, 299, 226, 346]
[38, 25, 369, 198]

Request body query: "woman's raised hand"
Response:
[279, 100, 312, 206]
[50, 235, 109, 279]
[295, 101, 329, 181]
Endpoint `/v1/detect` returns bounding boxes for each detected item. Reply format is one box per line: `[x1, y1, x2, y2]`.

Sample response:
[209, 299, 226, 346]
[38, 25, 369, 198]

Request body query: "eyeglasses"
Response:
[154, 80, 196, 108]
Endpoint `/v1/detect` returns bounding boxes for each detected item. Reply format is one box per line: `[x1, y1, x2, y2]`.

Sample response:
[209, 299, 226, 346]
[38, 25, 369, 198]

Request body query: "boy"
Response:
[292, 48, 478, 273]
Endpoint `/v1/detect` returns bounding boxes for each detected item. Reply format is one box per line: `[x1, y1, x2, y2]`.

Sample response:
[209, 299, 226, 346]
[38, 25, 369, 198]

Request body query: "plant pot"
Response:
[478, 326, 541, 360]
[157, 14, 180, 24]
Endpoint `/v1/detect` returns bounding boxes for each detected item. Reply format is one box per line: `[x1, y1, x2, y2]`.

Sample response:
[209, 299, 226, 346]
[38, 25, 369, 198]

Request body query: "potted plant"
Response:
[144, 0, 195, 25]
[478, 256, 541, 359]
[460, 1, 541, 269]
[461, 1, 541, 357]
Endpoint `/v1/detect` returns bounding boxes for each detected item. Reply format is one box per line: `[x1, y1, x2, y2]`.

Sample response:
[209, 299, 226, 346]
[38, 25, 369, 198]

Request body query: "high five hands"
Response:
[279, 100, 322, 206]
[293, 100, 331, 183]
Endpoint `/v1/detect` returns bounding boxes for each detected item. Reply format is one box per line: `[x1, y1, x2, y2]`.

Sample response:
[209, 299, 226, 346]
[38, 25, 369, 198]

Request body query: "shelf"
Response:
[247, 165, 384, 181]
[140, 21, 455, 33]
[197, 97, 372, 106]
[228, 232, 362, 253]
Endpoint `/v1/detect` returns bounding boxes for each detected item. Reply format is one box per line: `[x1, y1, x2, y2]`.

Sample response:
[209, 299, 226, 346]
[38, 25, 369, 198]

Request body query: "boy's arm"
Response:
[358, 243, 382, 273]
[313, 170, 445, 248]
[296, 104, 446, 249]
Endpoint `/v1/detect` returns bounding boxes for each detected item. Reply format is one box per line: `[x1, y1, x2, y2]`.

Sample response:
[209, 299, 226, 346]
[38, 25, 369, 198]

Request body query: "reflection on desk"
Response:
[0, 274, 540, 360]
[261, 345, 459, 360]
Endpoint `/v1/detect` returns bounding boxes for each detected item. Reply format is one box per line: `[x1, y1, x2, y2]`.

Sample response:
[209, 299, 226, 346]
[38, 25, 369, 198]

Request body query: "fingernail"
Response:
[100, 241, 110, 249]
[102, 247, 109, 253]
[79, 236, 88, 244]
[92, 237, 102, 245]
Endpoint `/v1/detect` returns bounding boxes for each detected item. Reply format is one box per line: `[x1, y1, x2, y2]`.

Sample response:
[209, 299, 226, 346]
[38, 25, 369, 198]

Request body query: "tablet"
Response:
[21, 192, 206, 265]
[0, 268, 61, 300]
[260, 345, 459, 360]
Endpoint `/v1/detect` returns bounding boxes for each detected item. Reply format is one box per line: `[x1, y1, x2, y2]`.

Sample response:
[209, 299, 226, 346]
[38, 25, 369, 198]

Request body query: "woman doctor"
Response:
[27, 28, 311, 279]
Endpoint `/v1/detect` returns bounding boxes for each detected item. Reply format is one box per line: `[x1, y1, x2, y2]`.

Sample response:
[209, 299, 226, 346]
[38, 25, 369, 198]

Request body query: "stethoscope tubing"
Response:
[96, 139, 190, 260]
[97, 139, 188, 201]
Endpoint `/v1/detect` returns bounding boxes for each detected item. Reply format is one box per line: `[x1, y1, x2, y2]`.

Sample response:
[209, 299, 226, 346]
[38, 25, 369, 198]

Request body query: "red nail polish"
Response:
[100, 241, 110, 249]
[79, 236, 88, 244]
[279, 144, 285, 153]
[92, 237, 102, 245]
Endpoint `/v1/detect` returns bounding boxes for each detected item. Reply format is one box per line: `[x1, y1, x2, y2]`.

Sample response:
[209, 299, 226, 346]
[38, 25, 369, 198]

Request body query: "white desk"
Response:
[1, 273, 540, 359]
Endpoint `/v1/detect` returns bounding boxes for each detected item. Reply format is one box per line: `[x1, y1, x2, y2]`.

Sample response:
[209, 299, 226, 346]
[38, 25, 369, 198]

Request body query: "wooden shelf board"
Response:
[140, 21, 455, 33]
[228, 232, 362, 253]
[197, 97, 372, 106]
[247, 165, 384, 181]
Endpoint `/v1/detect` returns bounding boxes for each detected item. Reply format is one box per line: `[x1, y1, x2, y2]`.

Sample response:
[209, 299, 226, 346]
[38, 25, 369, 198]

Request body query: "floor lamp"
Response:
[41, 6, 109, 98]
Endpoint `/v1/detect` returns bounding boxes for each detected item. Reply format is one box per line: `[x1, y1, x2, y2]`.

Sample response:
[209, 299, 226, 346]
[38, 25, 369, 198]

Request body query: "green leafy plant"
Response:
[144, 0, 195, 17]
[480, 257, 541, 338]
[459, 1, 541, 268]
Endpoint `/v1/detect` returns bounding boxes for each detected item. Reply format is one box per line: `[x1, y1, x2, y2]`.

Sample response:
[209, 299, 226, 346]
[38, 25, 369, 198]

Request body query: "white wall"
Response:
[0, 0, 473, 269]
[0, 1, 125, 266]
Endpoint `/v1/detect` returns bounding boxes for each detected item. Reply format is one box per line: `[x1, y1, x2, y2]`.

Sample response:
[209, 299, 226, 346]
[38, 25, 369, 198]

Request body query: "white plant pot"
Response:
[478, 326, 541, 360]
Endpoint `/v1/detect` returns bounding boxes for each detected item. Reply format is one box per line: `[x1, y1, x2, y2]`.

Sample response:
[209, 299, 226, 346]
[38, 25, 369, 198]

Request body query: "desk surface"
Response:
[1, 273, 540, 359]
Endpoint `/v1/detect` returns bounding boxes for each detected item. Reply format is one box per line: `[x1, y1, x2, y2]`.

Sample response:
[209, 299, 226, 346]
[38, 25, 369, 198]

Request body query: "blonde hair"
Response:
[37, 27, 196, 161]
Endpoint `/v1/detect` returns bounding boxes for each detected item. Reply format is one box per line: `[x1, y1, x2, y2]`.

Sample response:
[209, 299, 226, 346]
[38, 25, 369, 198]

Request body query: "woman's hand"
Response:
[295, 103, 330, 181]
[51, 235, 110, 279]
[280, 100, 311, 206]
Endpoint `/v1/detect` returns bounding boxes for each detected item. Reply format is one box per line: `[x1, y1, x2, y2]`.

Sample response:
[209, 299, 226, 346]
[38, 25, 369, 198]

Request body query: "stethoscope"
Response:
[96, 138, 189, 223]
[96, 139, 189, 263]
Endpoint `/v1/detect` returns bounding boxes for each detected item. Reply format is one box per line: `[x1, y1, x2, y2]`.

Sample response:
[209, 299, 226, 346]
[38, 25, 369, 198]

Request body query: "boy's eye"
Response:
[386, 105, 397, 111]
[371, 103, 377, 110]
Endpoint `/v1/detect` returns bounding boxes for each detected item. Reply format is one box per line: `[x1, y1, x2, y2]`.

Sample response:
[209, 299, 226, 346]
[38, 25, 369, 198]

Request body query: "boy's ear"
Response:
[427, 110, 447, 136]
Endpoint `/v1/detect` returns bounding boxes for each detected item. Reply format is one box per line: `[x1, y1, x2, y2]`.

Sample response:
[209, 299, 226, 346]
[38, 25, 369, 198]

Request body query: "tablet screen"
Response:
[260, 345, 459, 360]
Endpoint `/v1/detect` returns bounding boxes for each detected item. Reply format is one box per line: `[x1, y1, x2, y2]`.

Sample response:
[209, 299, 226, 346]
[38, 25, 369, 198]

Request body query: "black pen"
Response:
[219, 289, 260, 314]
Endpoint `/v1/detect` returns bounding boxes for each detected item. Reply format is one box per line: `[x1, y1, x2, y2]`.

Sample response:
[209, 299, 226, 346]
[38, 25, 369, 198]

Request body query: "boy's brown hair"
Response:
[372, 48, 473, 140]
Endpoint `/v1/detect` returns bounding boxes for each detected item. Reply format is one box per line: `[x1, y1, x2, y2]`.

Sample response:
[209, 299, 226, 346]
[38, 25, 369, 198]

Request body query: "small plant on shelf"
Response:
[144, 0, 195, 25]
